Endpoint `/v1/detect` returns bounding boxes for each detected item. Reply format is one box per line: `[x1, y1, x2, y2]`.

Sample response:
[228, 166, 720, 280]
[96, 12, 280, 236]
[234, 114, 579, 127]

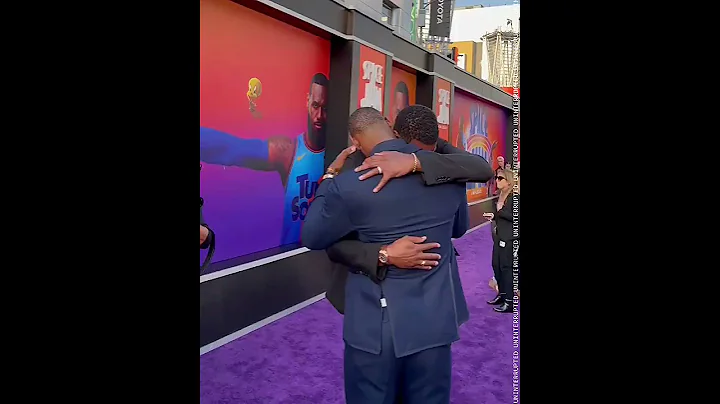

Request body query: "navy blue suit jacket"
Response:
[302, 139, 469, 358]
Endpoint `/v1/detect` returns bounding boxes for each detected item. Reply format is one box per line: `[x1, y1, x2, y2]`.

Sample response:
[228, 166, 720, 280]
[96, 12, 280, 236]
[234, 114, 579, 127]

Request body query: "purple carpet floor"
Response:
[200, 225, 517, 403]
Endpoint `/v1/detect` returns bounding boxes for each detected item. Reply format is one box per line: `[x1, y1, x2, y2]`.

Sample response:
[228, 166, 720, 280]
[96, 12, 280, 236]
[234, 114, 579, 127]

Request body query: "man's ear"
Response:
[393, 129, 401, 139]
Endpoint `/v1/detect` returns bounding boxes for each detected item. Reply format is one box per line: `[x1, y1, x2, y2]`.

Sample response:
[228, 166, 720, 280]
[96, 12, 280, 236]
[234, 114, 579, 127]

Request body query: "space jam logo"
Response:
[437, 88, 451, 125]
[359, 60, 384, 111]
[470, 105, 489, 138]
[463, 105, 496, 193]
[291, 174, 318, 221]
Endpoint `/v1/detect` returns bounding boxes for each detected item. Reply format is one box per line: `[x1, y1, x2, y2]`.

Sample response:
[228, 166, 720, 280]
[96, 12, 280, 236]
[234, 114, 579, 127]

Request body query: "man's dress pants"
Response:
[344, 306, 452, 404]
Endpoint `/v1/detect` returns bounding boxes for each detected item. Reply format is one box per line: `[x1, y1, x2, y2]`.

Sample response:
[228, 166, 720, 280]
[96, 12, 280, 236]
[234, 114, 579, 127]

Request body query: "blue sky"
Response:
[454, 0, 519, 7]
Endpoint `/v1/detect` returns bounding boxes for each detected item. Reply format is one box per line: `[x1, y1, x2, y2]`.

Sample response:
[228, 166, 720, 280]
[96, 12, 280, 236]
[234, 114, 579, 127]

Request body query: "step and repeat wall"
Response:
[200, 0, 331, 271]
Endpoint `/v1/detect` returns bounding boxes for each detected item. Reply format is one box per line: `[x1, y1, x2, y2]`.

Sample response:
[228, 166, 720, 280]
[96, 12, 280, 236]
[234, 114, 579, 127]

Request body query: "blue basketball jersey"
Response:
[281, 134, 325, 246]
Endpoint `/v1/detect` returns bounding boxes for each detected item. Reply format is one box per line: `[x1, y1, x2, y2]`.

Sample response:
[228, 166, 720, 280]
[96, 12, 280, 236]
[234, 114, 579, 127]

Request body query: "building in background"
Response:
[334, 0, 416, 41]
[332, 1, 465, 59]
[331, 1, 520, 88]
[482, 29, 519, 87]
[450, 3, 518, 87]
[451, 40, 483, 76]
[450, 3, 519, 43]
[455, 0, 518, 6]
[417, 0, 457, 53]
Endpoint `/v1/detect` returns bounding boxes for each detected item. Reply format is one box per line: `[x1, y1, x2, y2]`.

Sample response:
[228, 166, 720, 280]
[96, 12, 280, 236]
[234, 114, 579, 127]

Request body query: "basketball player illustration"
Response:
[391, 81, 410, 125]
[200, 73, 329, 246]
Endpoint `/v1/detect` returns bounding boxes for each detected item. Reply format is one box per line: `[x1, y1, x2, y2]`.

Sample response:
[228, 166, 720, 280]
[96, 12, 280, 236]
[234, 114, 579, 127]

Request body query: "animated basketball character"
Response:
[247, 77, 262, 117]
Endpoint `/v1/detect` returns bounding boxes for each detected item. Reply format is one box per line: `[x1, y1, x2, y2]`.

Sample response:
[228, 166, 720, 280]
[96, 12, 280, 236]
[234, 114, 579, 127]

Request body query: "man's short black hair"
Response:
[393, 105, 439, 145]
[395, 81, 409, 101]
[348, 107, 385, 137]
[310, 73, 329, 91]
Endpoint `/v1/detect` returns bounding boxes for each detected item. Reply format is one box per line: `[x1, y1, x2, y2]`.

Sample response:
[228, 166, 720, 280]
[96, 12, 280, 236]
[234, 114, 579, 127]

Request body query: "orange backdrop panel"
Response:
[388, 66, 417, 126]
[435, 78, 452, 141]
[357, 45, 387, 112]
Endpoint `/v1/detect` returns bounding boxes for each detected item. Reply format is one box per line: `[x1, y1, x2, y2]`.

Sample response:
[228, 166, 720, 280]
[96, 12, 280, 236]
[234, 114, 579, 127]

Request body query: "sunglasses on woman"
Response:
[495, 176, 505, 181]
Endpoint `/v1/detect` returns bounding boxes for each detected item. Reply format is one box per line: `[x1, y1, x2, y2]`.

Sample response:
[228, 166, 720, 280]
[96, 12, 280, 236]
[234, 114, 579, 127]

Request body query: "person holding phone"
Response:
[483, 167, 519, 313]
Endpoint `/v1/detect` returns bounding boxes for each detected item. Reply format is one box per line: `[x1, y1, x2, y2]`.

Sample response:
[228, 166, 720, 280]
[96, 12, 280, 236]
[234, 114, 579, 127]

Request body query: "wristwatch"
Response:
[318, 173, 335, 184]
[378, 247, 389, 265]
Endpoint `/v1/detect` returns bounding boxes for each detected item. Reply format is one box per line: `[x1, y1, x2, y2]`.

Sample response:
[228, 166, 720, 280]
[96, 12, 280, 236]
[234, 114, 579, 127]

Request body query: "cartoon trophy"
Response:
[247, 77, 262, 119]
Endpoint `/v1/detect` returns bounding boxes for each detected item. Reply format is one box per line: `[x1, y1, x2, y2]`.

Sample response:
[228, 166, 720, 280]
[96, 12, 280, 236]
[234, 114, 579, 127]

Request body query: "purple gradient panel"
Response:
[200, 163, 286, 266]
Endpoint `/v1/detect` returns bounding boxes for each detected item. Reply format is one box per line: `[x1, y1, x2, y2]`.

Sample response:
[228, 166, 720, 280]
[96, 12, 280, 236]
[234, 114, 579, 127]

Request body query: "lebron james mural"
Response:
[200, 0, 331, 269]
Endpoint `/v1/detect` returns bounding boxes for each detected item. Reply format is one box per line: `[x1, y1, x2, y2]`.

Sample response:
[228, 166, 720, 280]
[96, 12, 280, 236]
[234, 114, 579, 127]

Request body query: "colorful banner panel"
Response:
[200, 0, 331, 267]
[357, 45, 386, 112]
[451, 90, 508, 203]
[435, 78, 452, 141]
[388, 66, 417, 126]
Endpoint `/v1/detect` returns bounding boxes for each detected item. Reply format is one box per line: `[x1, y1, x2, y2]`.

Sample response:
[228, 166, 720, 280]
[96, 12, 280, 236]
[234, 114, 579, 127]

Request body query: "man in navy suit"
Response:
[302, 106, 469, 404]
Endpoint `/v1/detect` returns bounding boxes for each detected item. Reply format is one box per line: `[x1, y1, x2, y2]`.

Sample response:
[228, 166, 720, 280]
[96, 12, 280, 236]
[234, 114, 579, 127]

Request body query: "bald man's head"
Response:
[348, 107, 395, 156]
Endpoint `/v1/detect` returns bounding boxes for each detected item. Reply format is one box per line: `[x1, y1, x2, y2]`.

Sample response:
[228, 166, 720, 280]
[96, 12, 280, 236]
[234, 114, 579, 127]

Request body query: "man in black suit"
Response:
[321, 109, 493, 315]
[302, 107, 474, 404]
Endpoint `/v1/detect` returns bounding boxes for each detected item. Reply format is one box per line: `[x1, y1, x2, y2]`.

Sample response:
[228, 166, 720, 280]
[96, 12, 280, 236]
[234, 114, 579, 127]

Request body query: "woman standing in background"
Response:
[489, 155, 505, 196]
[484, 167, 520, 313]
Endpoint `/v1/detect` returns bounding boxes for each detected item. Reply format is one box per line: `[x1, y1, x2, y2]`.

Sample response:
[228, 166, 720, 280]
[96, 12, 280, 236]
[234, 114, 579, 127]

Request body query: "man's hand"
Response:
[386, 236, 441, 270]
[489, 277, 499, 293]
[200, 225, 210, 245]
[327, 145, 356, 174]
[354, 151, 420, 193]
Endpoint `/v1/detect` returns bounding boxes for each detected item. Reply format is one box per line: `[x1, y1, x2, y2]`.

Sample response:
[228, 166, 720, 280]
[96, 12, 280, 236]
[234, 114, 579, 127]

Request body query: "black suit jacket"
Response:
[324, 139, 492, 314]
[492, 193, 520, 242]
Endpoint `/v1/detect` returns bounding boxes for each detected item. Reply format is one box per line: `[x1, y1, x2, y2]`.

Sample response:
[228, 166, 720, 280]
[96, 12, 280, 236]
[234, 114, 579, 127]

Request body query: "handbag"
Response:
[200, 231, 215, 273]
[200, 197, 216, 273]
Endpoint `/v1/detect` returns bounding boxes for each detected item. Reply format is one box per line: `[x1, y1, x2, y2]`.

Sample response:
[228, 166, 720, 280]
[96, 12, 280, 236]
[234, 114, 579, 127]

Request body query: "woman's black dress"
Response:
[491, 193, 520, 303]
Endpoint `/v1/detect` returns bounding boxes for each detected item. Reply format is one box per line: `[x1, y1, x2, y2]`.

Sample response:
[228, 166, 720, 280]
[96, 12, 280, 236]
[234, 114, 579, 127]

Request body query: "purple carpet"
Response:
[200, 225, 516, 403]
